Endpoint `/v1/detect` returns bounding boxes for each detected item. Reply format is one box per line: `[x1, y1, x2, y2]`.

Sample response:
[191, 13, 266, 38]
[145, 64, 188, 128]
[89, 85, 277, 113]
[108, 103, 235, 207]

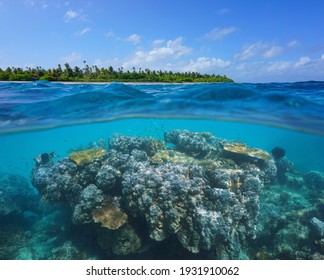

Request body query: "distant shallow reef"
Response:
[1, 129, 323, 259]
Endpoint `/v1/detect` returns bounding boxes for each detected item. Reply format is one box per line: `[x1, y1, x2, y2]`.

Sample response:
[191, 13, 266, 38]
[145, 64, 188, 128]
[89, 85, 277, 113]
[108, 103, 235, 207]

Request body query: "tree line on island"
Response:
[0, 63, 233, 83]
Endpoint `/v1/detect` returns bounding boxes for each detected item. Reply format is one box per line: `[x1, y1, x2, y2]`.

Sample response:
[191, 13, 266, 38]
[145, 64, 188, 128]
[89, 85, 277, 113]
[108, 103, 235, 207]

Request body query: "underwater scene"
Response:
[0, 81, 323, 260]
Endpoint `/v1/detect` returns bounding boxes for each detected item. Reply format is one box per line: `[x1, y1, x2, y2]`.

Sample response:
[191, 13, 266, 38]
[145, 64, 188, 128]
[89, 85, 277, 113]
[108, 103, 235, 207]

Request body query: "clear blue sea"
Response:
[0, 81, 323, 260]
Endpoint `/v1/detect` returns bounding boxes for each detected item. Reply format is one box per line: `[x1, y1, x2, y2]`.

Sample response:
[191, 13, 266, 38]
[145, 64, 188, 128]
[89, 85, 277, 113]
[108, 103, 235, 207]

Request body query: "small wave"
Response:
[0, 81, 323, 135]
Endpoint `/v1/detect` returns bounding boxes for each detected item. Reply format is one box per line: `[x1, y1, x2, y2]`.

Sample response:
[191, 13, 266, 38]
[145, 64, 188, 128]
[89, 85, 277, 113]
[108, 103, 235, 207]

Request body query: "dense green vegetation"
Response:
[0, 63, 233, 83]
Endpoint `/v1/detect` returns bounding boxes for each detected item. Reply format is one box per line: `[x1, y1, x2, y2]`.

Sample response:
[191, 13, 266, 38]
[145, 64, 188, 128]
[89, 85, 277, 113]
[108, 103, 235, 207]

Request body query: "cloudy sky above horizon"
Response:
[0, 0, 324, 82]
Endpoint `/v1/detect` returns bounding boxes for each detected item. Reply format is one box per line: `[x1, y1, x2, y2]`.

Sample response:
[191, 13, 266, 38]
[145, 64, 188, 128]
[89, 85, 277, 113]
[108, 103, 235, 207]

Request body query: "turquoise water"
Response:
[1, 118, 324, 177]
[0, 81, 323, 260]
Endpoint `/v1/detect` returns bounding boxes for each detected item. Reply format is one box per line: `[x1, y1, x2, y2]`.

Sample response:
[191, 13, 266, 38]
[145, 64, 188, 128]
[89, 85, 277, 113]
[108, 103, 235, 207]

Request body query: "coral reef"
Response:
[51, 241, 85, 260]
[0, 128, 319, 260]
[252, 167, 324, 260]
[164, 129, 220, 158]
[29, 129, 279, 259]
[272, 156, 296, 184]
[303, 171, 324, 190]
[310, 217, 324, 237]
[72, 184, 104, 224]
[108, 135, 164, 156]
[223, 142, 271, 162]
[112, 224, 142, 255]
[95, 165, 120, 191]
[0, 172, 39, 216]
[0, 225, 27, 259]
[4, 127, 324, 261]
[92, 197, 127, 230]
[122, 161, 264, 256]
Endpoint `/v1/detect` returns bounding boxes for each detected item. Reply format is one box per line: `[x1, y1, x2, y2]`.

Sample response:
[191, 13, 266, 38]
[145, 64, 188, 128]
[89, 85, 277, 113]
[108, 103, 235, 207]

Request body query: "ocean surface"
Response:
[0, 81, 323, 260]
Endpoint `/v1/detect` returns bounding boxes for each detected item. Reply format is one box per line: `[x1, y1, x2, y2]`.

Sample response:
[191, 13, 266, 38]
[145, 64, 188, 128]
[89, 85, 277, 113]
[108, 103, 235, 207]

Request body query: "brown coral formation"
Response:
[92, 197, 127, 230]
[223, 142, 271, 161]
[69, 148, 107, 165]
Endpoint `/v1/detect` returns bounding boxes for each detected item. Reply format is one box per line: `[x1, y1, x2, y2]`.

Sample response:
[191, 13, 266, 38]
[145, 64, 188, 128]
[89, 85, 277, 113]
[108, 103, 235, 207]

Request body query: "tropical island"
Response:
[0, 63, 233, 83]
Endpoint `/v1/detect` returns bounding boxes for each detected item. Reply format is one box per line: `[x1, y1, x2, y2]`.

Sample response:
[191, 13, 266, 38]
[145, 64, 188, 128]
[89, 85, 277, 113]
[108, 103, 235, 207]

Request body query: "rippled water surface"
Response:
[1, 81, 323, 134]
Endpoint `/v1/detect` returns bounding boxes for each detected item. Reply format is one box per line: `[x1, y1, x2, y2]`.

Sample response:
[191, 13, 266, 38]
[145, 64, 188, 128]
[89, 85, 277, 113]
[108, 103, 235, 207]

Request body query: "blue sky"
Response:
[0, 0, 324, 82]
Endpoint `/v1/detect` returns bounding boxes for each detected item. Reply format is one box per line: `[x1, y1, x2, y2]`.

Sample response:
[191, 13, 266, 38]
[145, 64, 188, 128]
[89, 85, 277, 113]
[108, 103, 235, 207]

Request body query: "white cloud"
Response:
[263, 46, 283, 58]
[266, 61, 293, 72]
[203, 27, 237, 40]
[321, 54, 324, 60]
[122, 37, 191, 69]
[287, 40, 299, 48]
[183, 57, 230, 72]
[124, 34, 141, 44]
[152, 39, 165, 46]
[75, 27, 91, 36]
[64, 10, 87, 22]
[235, 42, 262, 60]
[229, 55, 324, 82]
[93, 57, 120, 68]
[64, 10, 78, 22]
[60, 52, 81, 63]
[235, 41, 283, 61]
[295, 56, 311, 67]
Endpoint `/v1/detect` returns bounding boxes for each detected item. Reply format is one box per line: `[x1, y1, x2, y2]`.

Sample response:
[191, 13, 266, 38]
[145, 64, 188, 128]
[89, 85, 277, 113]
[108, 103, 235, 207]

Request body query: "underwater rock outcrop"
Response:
[31, 129, 277, 259]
